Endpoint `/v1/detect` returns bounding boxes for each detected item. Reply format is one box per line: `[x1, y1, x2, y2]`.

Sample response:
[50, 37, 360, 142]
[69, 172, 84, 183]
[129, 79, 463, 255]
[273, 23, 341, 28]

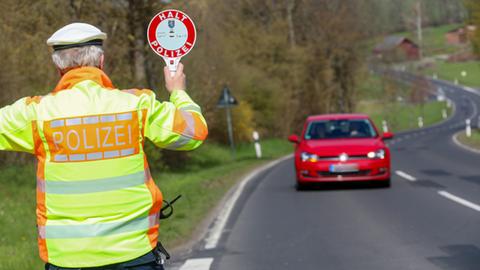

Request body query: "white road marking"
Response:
[179, 258, 214, 270]
[462, 86, 480, 96]
[203, 155, 293, 250]
[395, 170, 417, 182]
[468, 99, 478, 120]
[438, 191, 480, 212]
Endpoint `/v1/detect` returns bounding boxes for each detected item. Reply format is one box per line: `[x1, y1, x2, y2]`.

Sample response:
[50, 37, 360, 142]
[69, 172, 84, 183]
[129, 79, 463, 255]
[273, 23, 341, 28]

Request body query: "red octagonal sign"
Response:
[147, 9, 196, 62]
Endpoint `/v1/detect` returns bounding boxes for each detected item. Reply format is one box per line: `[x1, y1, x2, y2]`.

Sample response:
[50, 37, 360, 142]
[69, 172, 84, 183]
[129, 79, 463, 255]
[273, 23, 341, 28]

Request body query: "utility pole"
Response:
[415, 1, 423, 60]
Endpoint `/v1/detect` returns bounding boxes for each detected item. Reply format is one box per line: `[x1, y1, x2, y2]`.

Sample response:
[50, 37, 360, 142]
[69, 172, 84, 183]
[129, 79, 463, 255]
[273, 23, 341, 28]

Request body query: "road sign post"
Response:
[217, 86, 238, 158]
[147, 9, 196, 75]
[226, 106, 235, 156]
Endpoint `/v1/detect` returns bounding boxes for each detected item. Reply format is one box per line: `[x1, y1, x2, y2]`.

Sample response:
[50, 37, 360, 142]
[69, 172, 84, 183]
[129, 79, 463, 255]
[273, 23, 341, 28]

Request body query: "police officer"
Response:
[0, 23, 208, 269]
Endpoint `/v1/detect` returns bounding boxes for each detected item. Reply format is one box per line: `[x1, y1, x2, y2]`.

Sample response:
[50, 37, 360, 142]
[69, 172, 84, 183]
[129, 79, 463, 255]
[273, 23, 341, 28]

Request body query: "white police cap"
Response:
[47, 23, 107, 51]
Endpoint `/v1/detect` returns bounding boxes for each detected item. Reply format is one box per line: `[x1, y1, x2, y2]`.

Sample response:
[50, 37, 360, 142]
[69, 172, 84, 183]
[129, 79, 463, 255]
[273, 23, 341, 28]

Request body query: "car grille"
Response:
[316, 155, 368, 161]
[318, 170, 372, 177]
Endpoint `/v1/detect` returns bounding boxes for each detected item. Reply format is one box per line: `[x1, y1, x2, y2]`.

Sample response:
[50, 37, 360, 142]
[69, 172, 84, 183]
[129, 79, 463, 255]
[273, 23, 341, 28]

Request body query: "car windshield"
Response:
[304, 119, 378, 140]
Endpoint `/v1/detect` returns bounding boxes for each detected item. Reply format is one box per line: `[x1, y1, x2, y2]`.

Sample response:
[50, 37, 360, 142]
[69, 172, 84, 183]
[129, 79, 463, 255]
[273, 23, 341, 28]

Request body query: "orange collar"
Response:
[53, 67, 115, 93]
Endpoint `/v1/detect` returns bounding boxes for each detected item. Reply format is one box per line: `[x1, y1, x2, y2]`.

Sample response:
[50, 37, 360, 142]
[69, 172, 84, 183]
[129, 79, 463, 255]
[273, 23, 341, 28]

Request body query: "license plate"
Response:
[329, 164, 359, 173]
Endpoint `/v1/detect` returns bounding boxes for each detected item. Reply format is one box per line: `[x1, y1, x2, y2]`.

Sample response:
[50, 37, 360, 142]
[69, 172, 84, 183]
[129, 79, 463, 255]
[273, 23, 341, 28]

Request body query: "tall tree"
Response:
[466, 0, 480, 56]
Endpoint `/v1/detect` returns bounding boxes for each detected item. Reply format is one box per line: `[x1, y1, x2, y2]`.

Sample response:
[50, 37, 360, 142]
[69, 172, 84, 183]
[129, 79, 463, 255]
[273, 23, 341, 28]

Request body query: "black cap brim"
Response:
[53, 39, 103, 51]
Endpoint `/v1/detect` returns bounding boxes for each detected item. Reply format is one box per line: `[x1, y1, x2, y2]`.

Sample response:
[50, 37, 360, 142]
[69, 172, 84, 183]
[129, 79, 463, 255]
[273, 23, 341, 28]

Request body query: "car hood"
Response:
[301, 138, 385, 156]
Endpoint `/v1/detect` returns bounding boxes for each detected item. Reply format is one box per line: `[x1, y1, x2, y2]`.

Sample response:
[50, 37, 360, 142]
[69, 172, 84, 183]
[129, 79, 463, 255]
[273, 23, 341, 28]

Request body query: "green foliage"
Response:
[0, 0, 467, 166]
[364, 0, 465, 34]
[187, 143, 233, 168]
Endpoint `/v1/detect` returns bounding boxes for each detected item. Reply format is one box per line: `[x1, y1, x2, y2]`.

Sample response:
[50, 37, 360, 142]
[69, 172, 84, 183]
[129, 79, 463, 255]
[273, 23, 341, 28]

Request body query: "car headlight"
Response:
[367, 149, 385, 159]
[301, 152, 318, 162]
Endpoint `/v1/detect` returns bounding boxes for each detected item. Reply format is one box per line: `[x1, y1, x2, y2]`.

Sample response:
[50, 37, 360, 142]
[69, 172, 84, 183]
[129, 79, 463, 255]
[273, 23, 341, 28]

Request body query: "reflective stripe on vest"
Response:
[179, 104, 202, 114]
[165, 135, 191, 150]
[38, 213, 159, 239]
[37, 170, 146, 194]
[165, 109, 205, 150]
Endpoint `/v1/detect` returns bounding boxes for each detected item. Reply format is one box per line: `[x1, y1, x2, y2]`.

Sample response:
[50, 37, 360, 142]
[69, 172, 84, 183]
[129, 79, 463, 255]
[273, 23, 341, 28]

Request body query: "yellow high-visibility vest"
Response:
[0, 67, 208, 267]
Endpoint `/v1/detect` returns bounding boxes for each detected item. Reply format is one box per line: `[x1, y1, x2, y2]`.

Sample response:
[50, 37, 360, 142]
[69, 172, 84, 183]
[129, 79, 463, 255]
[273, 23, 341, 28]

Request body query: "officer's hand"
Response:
[164, 63, 186, 93]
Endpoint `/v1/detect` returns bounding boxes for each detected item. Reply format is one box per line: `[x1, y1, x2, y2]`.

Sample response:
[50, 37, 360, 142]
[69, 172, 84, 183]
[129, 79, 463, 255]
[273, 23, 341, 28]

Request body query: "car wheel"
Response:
[296, 182, 308, 191]
[380, 178, 391, 188]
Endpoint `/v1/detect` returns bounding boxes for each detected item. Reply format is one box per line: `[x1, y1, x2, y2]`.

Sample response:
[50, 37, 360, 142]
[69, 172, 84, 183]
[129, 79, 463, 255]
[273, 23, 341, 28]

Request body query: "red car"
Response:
[288, 114, 393, 189]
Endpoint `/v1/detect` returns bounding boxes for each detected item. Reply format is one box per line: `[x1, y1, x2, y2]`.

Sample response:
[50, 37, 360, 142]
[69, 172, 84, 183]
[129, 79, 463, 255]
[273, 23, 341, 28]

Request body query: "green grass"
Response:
[457, 129, 480, 150]
[0, 166, 38, 269]
[0, 139, 292, 269]
[423, 60, 480, 88]
[357, 74, 384, 100]
[357, 75, 452, 133]
[357, 100, 451, 132]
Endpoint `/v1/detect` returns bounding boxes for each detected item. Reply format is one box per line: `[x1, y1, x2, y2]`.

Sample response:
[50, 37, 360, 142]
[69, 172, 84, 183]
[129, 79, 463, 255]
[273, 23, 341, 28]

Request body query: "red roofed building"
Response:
[445, 25, 477, 45]
[373, 36, 420, 62]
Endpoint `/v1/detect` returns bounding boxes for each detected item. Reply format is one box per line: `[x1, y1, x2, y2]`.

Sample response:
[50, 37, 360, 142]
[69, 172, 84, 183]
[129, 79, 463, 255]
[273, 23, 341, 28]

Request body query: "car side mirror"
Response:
[288, 134, 300, 144]
[382, 132, 394, 140]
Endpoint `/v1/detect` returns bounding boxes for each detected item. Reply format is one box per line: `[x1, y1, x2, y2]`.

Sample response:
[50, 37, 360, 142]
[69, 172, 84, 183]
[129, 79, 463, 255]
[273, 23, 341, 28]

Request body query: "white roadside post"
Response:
[252, 131, 262, 159]
[446, 100, 452, 108]
[432, 73, 437, 79]
[466, 119, 472, 137]
[382, 120, 388, 133]
[418, 116, 424, 128]
[454, 78, 459, 85]
[436, 87, 445, 101]
[442, 109, 447, 119]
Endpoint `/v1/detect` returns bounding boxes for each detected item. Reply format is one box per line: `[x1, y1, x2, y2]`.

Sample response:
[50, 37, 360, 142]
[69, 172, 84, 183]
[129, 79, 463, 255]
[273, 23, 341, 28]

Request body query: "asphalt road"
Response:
[174, 76, 480, 270]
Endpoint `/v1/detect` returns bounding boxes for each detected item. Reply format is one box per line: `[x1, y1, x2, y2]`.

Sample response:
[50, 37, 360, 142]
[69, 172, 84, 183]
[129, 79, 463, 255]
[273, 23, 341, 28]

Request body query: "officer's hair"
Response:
[52, 45, 104, 71]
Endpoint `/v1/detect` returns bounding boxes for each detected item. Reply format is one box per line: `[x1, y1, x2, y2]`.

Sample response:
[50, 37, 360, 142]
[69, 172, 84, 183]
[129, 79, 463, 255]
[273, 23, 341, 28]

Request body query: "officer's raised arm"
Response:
[0, 97, 36, 153]
[143, 62, 208, 150]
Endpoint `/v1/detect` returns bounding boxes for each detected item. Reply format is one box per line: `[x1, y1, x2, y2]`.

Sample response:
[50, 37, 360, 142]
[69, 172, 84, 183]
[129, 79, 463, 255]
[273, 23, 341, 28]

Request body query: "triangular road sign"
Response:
[217, 86, 238, 108]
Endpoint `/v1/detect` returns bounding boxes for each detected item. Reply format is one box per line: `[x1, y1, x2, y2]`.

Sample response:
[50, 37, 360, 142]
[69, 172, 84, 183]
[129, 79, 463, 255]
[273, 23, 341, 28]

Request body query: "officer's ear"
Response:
[99, 54, 105, 70]
[57, 67, 65, 77]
